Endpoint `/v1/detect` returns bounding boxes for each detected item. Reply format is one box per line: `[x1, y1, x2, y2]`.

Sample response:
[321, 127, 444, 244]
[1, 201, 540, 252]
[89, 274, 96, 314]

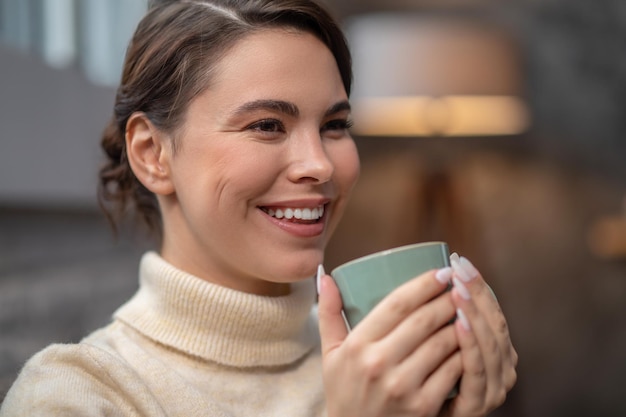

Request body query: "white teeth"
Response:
[265, 205, 324, 221]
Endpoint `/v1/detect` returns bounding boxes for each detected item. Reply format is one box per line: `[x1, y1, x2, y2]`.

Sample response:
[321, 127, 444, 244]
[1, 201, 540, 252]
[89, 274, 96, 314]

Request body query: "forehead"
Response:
[207, 29, 345, 99]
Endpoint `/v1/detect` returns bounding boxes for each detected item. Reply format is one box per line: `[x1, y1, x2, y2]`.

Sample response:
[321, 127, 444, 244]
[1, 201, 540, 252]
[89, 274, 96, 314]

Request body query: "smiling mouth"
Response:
[259, 205, 325, 224]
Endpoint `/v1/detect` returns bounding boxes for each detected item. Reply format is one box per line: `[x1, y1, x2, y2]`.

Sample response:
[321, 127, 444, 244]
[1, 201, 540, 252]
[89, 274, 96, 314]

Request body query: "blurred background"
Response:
[1, 0, 625, 415]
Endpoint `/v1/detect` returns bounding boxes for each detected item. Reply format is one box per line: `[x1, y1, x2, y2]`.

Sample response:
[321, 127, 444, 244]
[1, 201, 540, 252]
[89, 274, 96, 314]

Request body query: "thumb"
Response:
[317, 265, 349, 356]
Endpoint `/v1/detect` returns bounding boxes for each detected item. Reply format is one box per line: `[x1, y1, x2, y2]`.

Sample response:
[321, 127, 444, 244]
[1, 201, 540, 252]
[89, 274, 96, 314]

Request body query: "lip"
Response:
[258, 197, 331, 209]
[257, 198, 331, 238]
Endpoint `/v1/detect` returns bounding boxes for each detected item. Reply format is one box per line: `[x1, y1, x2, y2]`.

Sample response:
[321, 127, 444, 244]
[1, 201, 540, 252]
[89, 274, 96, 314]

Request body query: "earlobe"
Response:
[126, 112, 175, 195]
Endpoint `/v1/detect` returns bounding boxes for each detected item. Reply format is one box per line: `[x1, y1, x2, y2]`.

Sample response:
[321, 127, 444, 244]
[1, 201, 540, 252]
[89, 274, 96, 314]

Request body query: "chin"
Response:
[260, 245, 325, 283]
[277, 258, 322, 283]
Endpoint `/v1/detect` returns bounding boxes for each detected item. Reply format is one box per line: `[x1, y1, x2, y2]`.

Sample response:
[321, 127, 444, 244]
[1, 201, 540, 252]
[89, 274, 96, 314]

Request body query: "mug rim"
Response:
[331, 241, 447, 275]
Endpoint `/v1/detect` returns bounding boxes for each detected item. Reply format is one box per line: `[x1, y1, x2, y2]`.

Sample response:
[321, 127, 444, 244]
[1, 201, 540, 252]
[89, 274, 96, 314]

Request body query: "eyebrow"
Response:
[325, 100, 351, 117]
[233, 99, 299, 118]
[231, 99, 351, 119]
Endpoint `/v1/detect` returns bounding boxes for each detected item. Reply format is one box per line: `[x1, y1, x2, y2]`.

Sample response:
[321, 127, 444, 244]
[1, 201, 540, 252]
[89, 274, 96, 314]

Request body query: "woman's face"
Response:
[158, 29, 360, 296]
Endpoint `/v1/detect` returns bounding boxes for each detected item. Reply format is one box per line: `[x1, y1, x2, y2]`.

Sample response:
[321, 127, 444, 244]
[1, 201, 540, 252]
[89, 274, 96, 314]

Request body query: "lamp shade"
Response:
[345, 14, 530, 137]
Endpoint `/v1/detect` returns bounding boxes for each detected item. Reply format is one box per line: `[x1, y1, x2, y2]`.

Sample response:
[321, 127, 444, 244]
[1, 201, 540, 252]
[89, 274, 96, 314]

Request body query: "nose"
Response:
[286, 131, 334, 184]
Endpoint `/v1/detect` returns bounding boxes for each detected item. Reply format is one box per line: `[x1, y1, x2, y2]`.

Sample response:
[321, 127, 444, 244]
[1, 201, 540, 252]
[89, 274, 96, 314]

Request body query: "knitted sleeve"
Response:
[0, 343, 166, 417]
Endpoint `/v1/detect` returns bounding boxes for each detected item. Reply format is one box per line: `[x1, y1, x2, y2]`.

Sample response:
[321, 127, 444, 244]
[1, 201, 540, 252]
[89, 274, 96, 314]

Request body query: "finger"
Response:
[449, 306, 488, 413]
[386, 325, 459, 397]
[451, 255, 517, 381]
[450, 255, 498, 321]
[317, 271, 350, 357]
[472, 290, 517, 390]
[374, 291, 457, 366]
[452, 281, 506, 410]
[351, 267, 453, 343]
[411, 350, 463, 415]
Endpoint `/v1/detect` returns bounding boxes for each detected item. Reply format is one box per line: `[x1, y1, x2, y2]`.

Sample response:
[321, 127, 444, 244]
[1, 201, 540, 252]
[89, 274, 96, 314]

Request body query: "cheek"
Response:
[176, 142, 278, 189]
[211, 145, 286, 206]
[230, 145, 286, 186]
[324, 140, 359, 240]
[330, 139, 360, 194]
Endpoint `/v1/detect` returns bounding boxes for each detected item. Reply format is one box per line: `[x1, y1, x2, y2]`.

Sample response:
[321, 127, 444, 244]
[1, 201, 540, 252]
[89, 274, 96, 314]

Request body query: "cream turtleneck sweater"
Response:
[0, 252, 325, 417]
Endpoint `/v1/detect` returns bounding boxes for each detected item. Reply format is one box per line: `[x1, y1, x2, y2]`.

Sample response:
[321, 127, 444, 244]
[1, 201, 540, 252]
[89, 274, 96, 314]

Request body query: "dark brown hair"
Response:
[98, 0, 352, 239]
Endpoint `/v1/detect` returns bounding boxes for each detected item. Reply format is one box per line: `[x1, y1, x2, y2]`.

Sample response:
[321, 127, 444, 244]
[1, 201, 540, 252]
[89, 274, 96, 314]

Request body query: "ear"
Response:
[126, 112, 175, 196]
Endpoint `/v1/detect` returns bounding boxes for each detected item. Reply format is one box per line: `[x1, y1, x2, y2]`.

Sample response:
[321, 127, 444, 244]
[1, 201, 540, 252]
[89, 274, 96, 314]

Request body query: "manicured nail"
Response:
[316, 264, 325, 295]
[435, 267, 453, 284]
[453, 277, 471, 300]
[451, 255, 479, 282]
[450, 252, 460, 264]
[456, 308, 471, 331]
[460, 257, 479, 280]
[451, 258, 471, 282]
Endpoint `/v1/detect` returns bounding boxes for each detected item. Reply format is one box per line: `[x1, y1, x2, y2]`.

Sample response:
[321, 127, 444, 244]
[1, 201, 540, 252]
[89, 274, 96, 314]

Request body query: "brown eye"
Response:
[321, 119, 353, 135]
[248, 119, 285, 133]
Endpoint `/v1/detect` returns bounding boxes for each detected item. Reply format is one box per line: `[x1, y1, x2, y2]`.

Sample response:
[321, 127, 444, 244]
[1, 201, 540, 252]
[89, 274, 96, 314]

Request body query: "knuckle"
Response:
[511, 346, 520, 366]
[343, 337, 363, 357]
[487, 336, 501, 358]
[439, 328, 458, 351]
[495, 315, 510, 336]
[362, 350, 387, 380]
[493, 386, 507, 407]
[505, 367, 518, 390]
[386, 295, 414, 319]
[470, 363, 487, 382]
[408, 397, 435, 417]
[444, 357, 462, 380]
[411, 310, 437, 332]
[383, 375, 406, 401]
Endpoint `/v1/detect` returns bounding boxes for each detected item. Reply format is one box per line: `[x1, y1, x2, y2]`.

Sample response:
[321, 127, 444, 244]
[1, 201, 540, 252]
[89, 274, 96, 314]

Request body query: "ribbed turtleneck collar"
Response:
[114, 252, 319, 368]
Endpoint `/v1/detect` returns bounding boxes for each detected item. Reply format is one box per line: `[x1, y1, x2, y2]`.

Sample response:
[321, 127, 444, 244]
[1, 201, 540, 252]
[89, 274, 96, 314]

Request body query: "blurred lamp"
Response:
[346, 14, 530, 137]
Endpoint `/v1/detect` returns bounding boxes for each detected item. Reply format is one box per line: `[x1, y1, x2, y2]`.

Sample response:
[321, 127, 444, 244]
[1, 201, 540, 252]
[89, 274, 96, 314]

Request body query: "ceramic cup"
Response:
[331, 241, 450, 330]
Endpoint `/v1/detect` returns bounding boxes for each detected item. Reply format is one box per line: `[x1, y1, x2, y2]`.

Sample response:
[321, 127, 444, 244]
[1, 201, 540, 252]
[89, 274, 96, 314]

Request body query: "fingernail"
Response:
[450, 252, 460, 264]
[456, 308, 471, 331]
[453, 277, 471, 300]
[451, 258, 471, 282]
[435, 267, 453, 284]
[451, 256, 478, 282]
[460, 257, 479, 280]
[316, 264, 325, 295]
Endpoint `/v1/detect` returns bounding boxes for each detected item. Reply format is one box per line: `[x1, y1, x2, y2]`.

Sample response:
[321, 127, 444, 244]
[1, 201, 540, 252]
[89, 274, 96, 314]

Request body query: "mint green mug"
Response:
[331, 241, 457, 398]
[331, 241, 450, 330]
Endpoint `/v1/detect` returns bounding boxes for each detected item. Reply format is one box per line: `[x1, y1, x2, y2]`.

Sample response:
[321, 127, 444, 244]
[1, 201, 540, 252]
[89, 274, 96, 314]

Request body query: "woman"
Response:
[0, 0, 517, 416]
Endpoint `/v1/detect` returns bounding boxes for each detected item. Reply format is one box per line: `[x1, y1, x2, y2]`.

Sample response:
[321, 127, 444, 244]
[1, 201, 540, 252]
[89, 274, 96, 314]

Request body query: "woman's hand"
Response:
[318, 267, 462, 417]
[440, 254, 518, 417]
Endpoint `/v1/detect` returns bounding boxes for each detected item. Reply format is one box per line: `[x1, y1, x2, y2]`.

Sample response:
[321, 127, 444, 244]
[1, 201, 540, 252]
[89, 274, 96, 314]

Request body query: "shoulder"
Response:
[0, 342, 164, 417]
